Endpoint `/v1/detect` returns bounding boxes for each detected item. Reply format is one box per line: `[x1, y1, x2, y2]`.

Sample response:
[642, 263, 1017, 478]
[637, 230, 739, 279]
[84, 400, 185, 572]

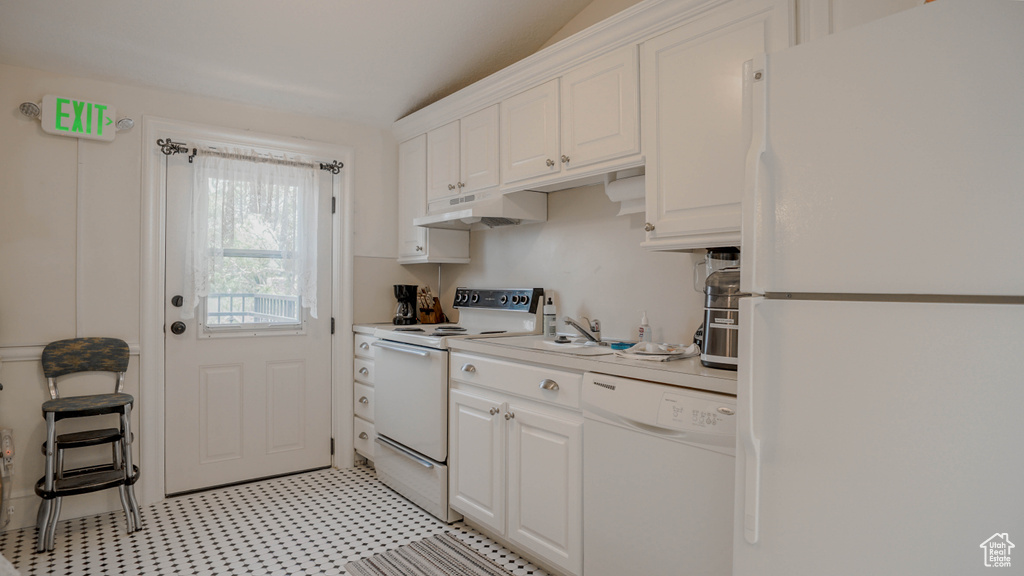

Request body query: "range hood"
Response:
[414, 191, 547, 230]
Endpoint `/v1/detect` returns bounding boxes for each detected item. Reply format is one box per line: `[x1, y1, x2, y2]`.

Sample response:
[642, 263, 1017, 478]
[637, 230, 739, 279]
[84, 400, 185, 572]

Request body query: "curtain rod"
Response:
[156, 138, 343, 174]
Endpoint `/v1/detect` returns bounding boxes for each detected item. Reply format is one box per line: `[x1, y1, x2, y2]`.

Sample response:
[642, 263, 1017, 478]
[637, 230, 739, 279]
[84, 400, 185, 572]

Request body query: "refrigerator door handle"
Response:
[740, 297, 762, 544]
[741, 53, 768, 295]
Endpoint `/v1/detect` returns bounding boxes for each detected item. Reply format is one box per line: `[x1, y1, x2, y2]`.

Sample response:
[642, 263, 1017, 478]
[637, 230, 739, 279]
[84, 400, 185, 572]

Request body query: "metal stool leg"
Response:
[44, 496, 61, 551]
[121, 408, 141, 531]
[37, 412, 57, 552]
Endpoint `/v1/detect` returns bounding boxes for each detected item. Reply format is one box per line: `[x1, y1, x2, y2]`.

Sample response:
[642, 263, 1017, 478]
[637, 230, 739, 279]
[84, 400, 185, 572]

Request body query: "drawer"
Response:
[354, 358, 374, 384]
[354, 417, 376, 459]
[354, 382, 374, 422]
[354, 334, 376, 359]
[451, 352, 582, 410]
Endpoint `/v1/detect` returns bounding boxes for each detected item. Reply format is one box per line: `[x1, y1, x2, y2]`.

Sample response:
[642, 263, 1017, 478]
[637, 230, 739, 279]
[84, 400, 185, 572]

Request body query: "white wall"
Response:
[0, 62, 405, 528]
[438, 184, 708, 345]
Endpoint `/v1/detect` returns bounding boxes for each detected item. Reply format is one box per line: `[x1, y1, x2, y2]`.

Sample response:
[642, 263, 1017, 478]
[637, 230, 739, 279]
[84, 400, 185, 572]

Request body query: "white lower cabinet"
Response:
[449, 353, 583, 576]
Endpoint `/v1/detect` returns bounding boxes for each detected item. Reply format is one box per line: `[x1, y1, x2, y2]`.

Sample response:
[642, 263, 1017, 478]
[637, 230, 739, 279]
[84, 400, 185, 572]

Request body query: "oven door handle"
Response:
[375, 436, 435, 469]
[371, 341, 432, 357]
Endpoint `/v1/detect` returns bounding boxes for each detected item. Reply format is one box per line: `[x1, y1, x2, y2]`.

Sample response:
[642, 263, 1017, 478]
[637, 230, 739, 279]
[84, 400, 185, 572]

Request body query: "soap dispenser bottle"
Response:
[543, 298, 557, 338]
[638, 311, 652, 342]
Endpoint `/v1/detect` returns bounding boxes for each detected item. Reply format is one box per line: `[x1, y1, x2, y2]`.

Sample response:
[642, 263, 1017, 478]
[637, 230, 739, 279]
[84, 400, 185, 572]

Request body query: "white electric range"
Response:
[370, 287, 544, 522]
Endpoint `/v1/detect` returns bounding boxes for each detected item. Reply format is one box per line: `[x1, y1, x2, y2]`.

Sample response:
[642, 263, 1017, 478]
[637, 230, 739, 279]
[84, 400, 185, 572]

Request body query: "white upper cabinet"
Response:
[500, 45, 641, 190]
[427, 106, 501, 213]
[460, 105, 501, 193]
[398, 135, 470, 264]
[501, 79, 561, 186]
[560, 44, 640, 171]
[641, 0, 792, 251]
[426, 120, 461, 204]
[797, 0, 922, 44]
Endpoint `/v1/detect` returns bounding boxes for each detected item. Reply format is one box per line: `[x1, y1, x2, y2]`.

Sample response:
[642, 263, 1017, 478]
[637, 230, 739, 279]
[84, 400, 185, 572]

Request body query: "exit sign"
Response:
[41, 95, 117, 142]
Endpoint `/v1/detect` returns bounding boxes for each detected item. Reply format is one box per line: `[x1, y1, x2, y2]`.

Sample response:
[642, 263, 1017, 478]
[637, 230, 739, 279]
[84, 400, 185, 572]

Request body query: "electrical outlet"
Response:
[0, 429, 13, 474]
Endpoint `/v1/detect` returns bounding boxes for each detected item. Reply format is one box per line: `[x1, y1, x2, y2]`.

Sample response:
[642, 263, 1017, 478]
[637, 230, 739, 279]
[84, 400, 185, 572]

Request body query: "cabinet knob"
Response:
[489, 407, 499, 416]
[359, 432, 369, 440]
[415, 245, 423, 252]
[359, 342, 369, 350]
[561, 155, 570, 164]
[539, 379, 560, 392]
[504, 411, 515, 421]
[448, 184, 456, 190]
[457, 182, 465, 189]
[359, 367, 369, 376]
[644, 222, 655, 232]
[359, 396, 369, 405]
[546, 158, 555, 167]
[462, 363, 477, 373]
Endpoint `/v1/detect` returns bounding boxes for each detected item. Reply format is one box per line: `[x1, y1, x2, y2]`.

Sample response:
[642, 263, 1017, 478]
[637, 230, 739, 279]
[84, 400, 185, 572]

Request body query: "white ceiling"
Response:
[0, 0, 594, 128]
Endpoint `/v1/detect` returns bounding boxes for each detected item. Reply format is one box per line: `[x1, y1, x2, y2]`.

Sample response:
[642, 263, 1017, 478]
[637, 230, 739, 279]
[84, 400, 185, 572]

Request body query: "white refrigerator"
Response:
[735, 1, 1024, 575]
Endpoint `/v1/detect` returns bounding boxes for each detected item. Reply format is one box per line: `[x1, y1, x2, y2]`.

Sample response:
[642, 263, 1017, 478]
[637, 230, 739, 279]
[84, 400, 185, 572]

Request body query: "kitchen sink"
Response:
[478, 335, 617, 356]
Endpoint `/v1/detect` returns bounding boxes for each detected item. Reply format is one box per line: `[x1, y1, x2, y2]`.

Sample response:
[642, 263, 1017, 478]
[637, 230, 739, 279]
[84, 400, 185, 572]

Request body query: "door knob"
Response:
[171, 295, 184, 307]
[170, 321, 186, 335]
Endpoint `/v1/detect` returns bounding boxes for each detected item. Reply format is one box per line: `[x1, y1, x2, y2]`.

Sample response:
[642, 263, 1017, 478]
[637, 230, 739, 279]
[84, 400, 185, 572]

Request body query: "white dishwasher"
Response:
[582, 373, 736, 576]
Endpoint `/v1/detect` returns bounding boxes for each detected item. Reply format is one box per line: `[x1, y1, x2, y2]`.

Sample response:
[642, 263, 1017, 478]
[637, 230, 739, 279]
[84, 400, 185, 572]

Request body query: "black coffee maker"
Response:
[393, 284, 418, 325]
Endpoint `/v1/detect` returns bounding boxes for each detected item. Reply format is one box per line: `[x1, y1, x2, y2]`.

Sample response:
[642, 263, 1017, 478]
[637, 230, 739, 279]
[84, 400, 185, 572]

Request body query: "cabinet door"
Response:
[642, 0, 789, 249]
[506, 404, 582, 576]
[560, 44, 640, 171]
[427, 120, 461, 203]
[501, 79, 561, 186]
[450, 389, 506, 535]
[460, 105, 500, 193]
[798, 0, 920, 44]
[397, 135, 428, 259]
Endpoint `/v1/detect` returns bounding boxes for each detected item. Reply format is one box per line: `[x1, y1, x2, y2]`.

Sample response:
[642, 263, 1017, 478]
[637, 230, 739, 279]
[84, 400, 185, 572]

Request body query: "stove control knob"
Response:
[520, 295, 530, 306]
[499, 295, 508, 305]
[471, 293, 479, 304]
[511, 295, 520, 305]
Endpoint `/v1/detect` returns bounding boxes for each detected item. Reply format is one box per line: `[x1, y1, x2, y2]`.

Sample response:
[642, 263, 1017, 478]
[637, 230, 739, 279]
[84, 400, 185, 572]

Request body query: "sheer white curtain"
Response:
[182, 147, 319, 320]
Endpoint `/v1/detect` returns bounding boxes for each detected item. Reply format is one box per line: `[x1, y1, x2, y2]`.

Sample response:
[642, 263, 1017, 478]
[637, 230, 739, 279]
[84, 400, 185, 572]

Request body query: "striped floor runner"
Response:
[344, 532, 515, 576]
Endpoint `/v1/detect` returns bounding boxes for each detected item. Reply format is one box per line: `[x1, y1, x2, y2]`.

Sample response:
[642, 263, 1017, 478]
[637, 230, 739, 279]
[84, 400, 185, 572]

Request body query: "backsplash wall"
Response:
[433, 184, 707, 344]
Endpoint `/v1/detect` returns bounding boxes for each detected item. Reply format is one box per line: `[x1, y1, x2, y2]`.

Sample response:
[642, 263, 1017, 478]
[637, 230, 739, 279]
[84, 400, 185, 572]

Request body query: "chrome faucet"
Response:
[563, 316, 602, 343]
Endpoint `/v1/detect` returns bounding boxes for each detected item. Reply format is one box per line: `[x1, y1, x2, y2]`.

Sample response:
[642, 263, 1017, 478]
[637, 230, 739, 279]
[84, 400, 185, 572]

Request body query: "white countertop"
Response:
[449, 336, 737, 396]
[353, 323, 737, 395]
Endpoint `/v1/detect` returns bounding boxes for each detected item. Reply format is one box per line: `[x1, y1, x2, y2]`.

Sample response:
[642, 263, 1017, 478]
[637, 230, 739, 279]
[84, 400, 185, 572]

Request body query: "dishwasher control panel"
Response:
[656, 392, 736, 435]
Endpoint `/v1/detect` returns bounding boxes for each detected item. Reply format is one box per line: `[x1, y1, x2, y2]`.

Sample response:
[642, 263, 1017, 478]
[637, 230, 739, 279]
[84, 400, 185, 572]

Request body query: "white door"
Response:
[501, 79, 561, 185]
[163, 153, 333, 495]
[560, 44, 639, 170]
[398, 135, 428, 259]
[460, 105, 500, 193]
[506, 402, 583, 576]
[426, 120, 461, 203]
[642, 0, 781, 247]
[449, 388, 505, 535]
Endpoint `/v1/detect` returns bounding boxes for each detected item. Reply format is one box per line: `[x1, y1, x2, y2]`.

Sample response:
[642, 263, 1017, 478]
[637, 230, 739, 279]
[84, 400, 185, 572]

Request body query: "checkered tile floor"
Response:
[0, 465, 549, 575]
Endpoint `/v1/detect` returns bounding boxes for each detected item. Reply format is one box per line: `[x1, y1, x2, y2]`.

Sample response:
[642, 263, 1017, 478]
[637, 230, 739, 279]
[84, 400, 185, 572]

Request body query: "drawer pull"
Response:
[358, 432, 369, 440]
[359, 396, 369, 405]
[539, 379, 560, 392]
[359, 342, 370, 350]
[359, 367, 369, 376]
[462, 363, 477, 373]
